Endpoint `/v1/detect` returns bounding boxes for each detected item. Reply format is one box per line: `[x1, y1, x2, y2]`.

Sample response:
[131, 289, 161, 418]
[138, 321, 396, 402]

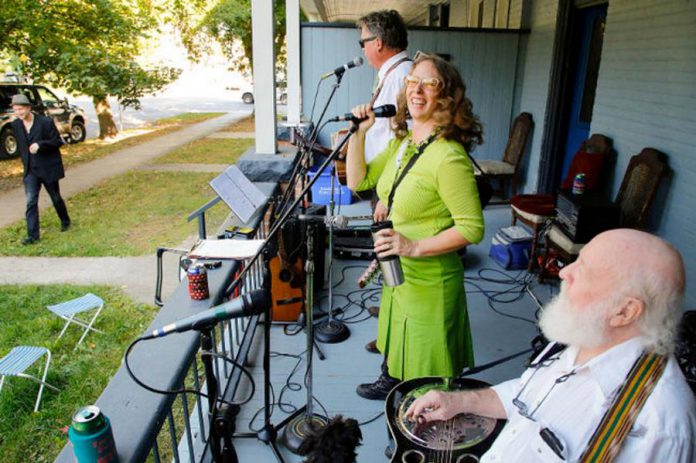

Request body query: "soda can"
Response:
[572, 173, 586, 195]
[68, 405, 119, 462]
[187, 263, 209, 300]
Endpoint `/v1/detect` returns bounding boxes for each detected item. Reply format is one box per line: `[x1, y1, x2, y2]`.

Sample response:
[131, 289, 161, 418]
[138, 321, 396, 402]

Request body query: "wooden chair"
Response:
[510, 134, 613, 271]
[475, 112, 533, 203]
[540, 148, 669, 280]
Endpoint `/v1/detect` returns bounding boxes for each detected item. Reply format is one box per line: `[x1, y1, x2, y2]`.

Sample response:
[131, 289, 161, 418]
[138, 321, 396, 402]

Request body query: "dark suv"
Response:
[0, 83, 87, 159]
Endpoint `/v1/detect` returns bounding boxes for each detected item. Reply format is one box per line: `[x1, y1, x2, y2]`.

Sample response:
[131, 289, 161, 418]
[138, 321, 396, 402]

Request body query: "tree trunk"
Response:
[93, 97, 119, 139]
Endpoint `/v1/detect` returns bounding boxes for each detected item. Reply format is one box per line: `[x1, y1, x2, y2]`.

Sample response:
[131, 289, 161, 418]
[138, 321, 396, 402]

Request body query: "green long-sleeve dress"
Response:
[356, 134, 484, 380]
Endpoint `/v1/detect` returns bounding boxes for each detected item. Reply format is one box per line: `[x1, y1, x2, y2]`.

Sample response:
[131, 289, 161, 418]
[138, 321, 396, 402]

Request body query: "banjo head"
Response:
[393, 378, 499, 452]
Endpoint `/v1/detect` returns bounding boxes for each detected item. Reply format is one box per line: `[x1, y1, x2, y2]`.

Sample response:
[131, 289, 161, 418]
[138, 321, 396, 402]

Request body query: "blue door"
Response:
[560, 4, 607, 181]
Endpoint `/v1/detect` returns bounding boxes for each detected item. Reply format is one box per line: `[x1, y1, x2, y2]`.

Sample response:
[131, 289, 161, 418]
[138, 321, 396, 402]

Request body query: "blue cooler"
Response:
[489, 226, 533, 270]
[307, 164, 354, 205]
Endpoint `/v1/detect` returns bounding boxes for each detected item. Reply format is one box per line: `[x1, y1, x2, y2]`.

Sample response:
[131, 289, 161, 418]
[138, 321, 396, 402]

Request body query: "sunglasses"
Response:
[404, 75, 442, 91]
[359, 36, 377, 48]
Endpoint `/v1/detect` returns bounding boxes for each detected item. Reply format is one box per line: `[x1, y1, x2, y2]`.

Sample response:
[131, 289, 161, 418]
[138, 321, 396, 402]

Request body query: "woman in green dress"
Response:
[346, 54, 485, 400]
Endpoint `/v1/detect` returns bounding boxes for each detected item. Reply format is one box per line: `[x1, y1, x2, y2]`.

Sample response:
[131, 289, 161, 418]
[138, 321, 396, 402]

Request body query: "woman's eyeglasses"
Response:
[404, 75, 442, 91]
[359, 36, 377, 48]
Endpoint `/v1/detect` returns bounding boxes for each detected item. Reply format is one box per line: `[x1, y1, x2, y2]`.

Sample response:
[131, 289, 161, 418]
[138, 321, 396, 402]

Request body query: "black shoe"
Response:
[61, 222, 71, 232]
[385, 444, 394, 459]
[365, 339, 379, 354]
[22, 236, 39, 245]
[356, 374, 399, 400]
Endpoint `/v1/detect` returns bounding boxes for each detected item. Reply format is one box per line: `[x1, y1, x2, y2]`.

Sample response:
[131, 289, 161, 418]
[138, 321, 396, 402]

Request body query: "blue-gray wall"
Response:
[590, 0, 696, 307]
[513, 0, 559, 193]
[513, 0, 695, 307]
[300, 24, 527, 160]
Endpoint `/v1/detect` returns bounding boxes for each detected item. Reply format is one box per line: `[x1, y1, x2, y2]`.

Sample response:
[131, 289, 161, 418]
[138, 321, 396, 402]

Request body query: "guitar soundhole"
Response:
[279, 269, 292, 283]
[401, 449, 426, 463]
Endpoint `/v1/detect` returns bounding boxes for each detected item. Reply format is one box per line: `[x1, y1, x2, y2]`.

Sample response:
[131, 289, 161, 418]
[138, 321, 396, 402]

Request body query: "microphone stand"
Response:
[226, 125, 359, 462]
[314, 162, 350, 343]
[277, 71, 345, 218]
[282, 220, 329, 453]
[201, 326, 240, 463]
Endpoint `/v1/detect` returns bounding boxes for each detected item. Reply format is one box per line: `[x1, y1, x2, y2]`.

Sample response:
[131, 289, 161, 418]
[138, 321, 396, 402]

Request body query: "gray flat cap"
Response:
[11, 94, 32, 106]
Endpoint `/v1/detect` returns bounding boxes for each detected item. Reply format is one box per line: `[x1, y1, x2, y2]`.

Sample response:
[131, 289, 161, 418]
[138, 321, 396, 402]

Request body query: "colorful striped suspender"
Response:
[579, 351, 667, 463]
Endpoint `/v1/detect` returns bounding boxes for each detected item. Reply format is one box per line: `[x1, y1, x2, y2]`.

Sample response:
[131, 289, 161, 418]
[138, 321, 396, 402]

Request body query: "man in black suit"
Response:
[11, 93, 71, 245]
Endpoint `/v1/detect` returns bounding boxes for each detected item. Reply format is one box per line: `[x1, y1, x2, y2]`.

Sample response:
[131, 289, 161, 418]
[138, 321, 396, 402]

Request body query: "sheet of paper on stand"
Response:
[209, 165, 268, 223]
[189, 239, 265, 260]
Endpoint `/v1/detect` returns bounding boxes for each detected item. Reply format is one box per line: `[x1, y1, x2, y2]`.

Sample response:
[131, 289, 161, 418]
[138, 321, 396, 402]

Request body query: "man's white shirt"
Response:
[364, 50, 412, 164]
[484, 338, 696, 462]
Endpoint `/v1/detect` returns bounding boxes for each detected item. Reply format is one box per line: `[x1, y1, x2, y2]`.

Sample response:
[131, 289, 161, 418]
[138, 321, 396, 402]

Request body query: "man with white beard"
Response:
[406, 229, 695, 462]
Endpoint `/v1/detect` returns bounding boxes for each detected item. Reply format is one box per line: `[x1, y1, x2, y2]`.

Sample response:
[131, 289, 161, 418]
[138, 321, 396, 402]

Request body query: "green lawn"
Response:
[153, 137, 254, 164]
[0, 285, 157, 462]
[0, 170, 230, 257]
[0, 112, 226, 193]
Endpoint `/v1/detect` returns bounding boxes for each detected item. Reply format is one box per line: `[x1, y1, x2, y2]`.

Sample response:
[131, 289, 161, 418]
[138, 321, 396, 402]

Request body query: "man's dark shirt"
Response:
[11, 113, 65, 182]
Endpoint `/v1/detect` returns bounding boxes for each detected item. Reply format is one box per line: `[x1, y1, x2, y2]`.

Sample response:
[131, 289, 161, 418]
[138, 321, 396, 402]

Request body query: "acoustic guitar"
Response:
[269, 217, 305, 322]
[385, 376, 505, 463]
[331, 128, 350, 186]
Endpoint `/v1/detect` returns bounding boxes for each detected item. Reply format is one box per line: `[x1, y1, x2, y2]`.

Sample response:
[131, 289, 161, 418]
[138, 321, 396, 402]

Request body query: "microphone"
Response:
[297, 214, 372, 228]
[328, 104, 396, 123]
[146, 288, 270, 339]
[321, 57, 363, 80]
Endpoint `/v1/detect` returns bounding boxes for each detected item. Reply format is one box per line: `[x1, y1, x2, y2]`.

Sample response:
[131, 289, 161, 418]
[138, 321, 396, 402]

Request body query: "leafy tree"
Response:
[197, 0, 287, 74]
[0, 0, 180, 138]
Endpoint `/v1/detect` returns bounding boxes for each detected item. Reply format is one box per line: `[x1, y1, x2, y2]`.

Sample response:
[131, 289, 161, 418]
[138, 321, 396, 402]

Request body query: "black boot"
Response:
[356, 373, 400, 400]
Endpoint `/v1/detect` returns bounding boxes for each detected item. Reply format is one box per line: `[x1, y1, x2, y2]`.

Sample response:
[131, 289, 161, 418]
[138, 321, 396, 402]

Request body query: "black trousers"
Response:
[24, 172, 70, 239]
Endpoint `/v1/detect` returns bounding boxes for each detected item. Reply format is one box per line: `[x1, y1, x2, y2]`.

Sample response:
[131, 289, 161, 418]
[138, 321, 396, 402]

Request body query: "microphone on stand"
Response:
[328, 104, 396, 123]
[320, 57, 363, 80]
[297, 214, 372, 228]
[145, 288, 270, 339]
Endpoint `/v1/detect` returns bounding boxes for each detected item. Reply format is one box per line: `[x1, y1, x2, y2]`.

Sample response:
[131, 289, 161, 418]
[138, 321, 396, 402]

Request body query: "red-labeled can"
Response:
[187, 264, 209, 300]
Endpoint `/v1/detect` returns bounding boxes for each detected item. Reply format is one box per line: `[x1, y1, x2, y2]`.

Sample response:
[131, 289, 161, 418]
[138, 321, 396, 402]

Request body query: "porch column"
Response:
[286, 0, 301, 125]
[251, 0, 277, 154]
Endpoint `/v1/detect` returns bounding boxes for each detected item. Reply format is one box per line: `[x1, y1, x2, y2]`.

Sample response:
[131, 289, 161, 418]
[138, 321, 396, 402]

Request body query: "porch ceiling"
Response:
[300, 0, 449, 25]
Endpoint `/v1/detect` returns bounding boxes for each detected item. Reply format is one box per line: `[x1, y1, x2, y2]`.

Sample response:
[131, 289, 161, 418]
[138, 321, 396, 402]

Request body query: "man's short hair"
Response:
[357, 10, 408, 51]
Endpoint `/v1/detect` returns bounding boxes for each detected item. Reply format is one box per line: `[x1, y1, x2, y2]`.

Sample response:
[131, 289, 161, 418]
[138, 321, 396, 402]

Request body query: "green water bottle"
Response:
[68, 405, 119, 462]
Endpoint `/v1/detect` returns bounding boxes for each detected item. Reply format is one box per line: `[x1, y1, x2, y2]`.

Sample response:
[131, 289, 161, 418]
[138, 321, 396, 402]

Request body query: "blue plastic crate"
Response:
[307, 164, 354, 205]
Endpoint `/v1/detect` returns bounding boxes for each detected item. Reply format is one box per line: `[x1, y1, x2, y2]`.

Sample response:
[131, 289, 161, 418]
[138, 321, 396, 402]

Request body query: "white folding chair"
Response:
[47, 293, 105, 347]
[0, 346, 59, 412]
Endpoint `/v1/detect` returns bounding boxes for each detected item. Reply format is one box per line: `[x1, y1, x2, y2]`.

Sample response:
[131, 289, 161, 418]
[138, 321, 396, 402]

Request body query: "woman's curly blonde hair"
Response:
[393, 54, 483, 153]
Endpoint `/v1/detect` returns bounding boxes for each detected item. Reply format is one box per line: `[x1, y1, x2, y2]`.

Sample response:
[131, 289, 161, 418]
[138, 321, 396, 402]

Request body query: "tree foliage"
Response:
[0, 0, 180, 138]
[197, 0, 287, 74]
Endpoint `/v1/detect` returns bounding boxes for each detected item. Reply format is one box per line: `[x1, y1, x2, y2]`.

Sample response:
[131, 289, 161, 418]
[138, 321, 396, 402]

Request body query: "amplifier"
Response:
[555, 190, 619, 243]
[333, 227, 374, 260]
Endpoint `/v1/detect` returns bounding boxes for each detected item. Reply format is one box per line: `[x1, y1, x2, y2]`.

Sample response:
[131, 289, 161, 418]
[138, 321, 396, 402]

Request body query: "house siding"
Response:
[300, 25, 523, 159]
[514, 0, 558, 192]
[591, 0, 696, 306]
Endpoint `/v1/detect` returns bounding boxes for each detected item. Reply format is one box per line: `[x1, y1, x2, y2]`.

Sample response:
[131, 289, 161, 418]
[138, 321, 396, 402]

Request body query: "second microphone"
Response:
[328, 104, 396, 124]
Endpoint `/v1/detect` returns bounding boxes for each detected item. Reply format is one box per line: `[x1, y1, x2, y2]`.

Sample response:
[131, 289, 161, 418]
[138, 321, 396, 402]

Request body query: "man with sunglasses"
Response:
[355, 10, 412, 346]
[406, 229, 695, 462]
[356, 10, 411, 168]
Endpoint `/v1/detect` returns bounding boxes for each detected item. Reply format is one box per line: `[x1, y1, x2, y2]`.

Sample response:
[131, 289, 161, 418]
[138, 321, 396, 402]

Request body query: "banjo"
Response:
[385, 376, 505, 463]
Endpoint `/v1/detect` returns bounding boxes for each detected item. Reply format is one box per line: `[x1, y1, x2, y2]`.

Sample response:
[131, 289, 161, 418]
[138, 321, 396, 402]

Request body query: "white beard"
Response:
[538, 284, 611, 349]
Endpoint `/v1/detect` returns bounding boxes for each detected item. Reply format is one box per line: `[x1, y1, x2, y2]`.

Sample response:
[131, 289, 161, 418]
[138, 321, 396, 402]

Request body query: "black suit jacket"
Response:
[11, 113, 65, 182]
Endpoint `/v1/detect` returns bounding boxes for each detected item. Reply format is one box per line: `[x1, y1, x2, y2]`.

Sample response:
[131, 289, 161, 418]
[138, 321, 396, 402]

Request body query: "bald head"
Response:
[563, 229, 685, 354]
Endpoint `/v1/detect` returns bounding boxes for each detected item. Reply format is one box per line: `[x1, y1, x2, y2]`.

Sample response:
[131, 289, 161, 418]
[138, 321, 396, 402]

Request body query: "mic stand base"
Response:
[314, 319, 350, 343]
[282, 413, 329, 455]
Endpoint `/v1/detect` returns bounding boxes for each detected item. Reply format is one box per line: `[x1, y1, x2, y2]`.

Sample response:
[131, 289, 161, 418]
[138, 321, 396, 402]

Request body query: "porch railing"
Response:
[55, 193, 273, 463]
